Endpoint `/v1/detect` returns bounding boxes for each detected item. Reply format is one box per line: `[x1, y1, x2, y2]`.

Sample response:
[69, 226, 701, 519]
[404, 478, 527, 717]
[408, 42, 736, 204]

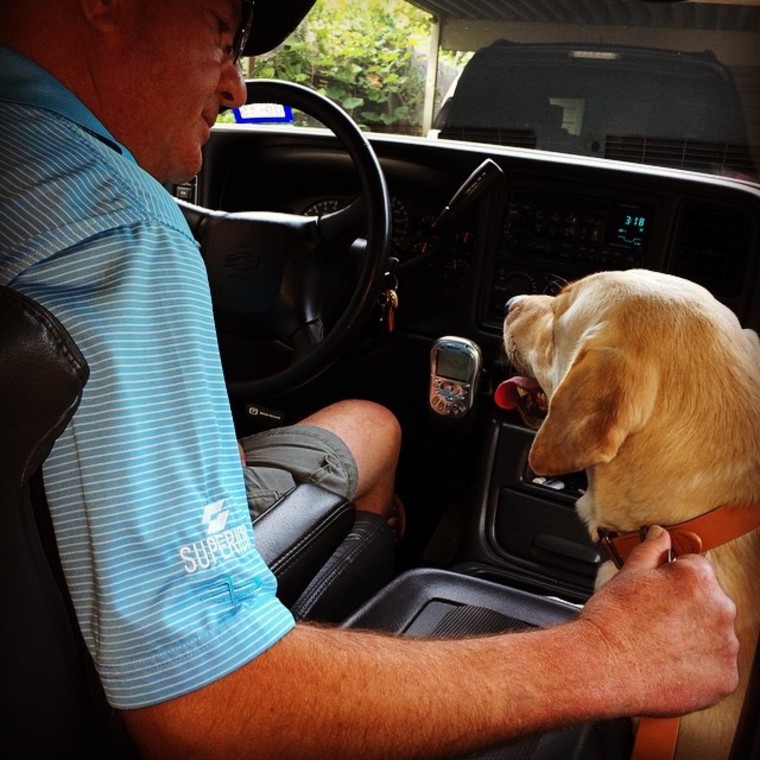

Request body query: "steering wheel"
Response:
[179, 79, 392, 401]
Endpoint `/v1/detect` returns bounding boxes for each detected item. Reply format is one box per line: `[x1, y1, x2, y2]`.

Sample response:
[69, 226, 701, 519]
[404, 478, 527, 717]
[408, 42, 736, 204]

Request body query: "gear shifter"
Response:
[433, 158, 503, 228]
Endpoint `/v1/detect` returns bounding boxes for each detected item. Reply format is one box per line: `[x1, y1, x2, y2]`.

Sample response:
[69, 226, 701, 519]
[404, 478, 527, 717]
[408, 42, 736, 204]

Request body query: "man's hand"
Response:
[579, 525, 739, 717]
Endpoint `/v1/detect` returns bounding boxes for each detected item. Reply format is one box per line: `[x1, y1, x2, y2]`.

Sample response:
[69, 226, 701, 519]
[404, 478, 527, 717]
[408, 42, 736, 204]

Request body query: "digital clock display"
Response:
[609, 204, 650, 249]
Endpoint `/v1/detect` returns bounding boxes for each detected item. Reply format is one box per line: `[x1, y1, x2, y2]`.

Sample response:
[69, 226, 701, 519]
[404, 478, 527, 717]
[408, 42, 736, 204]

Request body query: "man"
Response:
[0, 2, 739, 759]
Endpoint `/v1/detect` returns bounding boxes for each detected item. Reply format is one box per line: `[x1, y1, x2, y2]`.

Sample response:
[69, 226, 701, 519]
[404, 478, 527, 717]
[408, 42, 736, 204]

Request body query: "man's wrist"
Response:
[491, 619, 631, 730]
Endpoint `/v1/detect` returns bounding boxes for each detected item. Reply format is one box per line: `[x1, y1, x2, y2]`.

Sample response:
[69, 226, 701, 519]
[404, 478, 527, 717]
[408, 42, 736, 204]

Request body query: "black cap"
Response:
[245, 0, 317, 56]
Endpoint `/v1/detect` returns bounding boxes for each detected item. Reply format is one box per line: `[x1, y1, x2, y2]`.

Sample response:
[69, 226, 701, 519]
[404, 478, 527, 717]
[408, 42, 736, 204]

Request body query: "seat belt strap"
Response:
[631, 716, 681, 760]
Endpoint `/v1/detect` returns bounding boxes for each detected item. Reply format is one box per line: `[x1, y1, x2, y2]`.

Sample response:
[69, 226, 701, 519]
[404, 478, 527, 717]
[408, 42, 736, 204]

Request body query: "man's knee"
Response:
[301, 399, 402, 460]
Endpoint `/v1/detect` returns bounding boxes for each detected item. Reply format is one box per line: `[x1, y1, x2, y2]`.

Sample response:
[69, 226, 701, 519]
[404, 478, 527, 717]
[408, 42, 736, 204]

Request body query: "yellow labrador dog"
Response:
[498, 269, 760, 760]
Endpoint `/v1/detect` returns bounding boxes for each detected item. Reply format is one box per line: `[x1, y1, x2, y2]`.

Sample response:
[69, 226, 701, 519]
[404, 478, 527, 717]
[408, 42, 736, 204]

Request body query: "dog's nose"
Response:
[506, 295, 526, 313]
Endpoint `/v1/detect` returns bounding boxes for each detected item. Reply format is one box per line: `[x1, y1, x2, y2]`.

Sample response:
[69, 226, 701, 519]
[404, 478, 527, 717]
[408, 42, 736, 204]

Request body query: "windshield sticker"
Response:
[233, 103, 294, 124]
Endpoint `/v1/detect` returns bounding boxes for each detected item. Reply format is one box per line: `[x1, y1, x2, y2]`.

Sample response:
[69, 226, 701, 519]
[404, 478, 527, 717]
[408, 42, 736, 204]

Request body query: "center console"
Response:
[455, 414, 602, 605]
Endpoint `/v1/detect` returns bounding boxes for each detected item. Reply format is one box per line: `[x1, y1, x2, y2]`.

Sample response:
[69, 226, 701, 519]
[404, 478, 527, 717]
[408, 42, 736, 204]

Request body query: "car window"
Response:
[433, 42, 755, 177]
[235, 0, 759, 183]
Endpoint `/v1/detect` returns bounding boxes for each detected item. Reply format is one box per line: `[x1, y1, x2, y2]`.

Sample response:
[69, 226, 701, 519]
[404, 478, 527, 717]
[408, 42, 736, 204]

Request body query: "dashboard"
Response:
[194, 126, 760, 341]
[181, 124, 760, 602]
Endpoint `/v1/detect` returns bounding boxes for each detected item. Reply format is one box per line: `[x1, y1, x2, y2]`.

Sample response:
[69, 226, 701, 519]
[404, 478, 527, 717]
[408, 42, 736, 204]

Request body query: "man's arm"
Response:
[123, 527, 738, 759]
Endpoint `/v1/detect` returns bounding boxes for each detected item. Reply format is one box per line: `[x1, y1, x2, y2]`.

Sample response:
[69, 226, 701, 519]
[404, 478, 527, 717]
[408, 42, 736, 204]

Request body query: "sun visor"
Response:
[244, 0, 317, 56]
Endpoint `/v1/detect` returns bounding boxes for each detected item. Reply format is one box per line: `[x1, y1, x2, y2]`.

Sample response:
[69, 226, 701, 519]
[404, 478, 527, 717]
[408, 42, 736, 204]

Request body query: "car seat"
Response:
[0, 284, 120, 758]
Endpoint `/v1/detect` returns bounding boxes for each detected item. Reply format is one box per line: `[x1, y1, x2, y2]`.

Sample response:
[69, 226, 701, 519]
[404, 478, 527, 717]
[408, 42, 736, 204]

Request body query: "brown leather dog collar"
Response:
[597, 503, 760, 569]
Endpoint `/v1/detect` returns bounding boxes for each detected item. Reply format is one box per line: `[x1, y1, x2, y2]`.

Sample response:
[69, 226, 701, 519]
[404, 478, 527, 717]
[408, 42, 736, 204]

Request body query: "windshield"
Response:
[231, 0, 760, 183]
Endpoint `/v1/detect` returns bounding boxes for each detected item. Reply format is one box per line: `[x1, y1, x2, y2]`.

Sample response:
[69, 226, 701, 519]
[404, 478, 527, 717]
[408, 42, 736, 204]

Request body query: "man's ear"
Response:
[79, 0, 121, 33]
[529, 346, 656, 475]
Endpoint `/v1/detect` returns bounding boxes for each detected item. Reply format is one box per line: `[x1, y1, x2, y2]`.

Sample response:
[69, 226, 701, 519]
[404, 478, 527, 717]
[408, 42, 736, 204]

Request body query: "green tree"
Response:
[247, 0, 432, 133]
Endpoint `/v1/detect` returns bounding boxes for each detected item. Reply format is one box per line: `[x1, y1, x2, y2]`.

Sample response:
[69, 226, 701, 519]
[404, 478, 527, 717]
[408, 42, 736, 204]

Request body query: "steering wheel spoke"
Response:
[317, 197, 368, 250]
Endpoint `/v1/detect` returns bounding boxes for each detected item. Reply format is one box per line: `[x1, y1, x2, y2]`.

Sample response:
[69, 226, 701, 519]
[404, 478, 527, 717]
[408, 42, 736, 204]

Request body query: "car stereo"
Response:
[486, 188, 653, 321]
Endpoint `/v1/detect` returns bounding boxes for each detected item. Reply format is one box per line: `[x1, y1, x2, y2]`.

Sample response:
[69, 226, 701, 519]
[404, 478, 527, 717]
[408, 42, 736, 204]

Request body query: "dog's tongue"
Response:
[494, 376, 541, 410]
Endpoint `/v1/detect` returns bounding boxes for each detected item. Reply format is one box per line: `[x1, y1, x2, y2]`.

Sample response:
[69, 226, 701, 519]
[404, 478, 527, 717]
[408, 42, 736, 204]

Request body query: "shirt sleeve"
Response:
[14, 220, 295, 709]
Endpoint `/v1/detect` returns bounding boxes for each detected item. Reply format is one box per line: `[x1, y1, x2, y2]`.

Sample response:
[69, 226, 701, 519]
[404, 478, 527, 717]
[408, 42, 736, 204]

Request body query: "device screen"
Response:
[436, 347, 472, 382]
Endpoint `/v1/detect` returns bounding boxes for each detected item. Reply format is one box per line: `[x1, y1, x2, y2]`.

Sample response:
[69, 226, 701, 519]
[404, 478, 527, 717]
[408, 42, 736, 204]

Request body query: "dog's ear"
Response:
[529, 346, 656, 475]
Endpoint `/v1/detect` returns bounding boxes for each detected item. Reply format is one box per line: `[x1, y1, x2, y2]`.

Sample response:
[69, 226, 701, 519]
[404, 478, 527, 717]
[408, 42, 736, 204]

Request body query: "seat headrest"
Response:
[0, 286, 89, 487]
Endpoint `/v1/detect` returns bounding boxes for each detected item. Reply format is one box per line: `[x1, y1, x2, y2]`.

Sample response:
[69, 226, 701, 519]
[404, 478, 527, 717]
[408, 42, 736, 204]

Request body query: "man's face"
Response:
[105, 0, 248, 184]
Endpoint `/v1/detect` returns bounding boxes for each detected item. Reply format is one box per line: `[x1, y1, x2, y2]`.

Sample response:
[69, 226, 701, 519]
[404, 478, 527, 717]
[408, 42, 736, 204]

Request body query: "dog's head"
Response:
[500, 269, 760, 478]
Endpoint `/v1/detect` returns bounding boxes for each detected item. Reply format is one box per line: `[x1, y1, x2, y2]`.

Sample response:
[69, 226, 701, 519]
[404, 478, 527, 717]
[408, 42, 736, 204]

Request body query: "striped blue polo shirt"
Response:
[0, 45, 294, 709]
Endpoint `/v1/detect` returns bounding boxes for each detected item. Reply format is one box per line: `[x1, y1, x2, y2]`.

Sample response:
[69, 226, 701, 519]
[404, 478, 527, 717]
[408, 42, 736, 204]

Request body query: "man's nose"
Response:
[219, 61, 248, 110]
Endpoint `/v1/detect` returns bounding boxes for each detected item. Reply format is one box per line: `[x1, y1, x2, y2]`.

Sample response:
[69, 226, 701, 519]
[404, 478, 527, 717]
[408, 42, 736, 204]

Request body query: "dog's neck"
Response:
[575, 408, 760, 538]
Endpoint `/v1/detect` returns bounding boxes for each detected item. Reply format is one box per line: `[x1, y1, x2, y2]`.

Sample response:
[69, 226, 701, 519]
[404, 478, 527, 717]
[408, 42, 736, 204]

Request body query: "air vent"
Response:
[671, 202, 749, 297]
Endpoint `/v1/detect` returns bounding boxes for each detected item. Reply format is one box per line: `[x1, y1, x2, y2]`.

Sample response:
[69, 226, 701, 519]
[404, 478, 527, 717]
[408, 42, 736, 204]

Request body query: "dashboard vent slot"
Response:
[671, 202, 749, 297]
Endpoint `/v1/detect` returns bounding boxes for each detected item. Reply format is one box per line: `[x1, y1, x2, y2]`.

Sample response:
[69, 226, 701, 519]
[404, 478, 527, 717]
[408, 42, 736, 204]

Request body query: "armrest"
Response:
[253, 483, 354, 608]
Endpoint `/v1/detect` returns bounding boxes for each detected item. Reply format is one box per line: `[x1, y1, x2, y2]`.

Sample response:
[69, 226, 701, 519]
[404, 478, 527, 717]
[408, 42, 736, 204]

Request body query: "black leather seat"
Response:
[255, 485, 395, 621]
[0, 285, 111, 758]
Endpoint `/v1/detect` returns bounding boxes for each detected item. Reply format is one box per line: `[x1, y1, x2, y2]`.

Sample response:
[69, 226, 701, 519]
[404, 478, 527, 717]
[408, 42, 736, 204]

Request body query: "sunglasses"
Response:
[232, 0, 255, 63]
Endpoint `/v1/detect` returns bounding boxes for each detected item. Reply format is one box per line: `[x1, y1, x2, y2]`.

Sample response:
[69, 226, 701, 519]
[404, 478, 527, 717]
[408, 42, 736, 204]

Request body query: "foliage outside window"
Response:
[220, 0, 464, 135]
